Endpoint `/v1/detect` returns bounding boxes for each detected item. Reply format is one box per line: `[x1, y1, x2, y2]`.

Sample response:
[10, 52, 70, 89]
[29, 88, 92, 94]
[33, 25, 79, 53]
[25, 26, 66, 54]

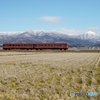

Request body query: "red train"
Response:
[3, 42, 68, 50]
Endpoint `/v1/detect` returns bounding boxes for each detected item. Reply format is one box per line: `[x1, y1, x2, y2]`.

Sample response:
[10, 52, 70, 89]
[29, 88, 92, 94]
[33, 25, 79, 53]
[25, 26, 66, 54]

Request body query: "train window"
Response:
[62, 44, 64, 46]
[20, 44, 23, 46]
[6, 44, 8, 46]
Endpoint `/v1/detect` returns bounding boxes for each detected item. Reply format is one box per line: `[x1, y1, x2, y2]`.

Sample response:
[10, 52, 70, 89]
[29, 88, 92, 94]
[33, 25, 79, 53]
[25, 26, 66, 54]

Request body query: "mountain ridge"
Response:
[0, 30, 100, 47]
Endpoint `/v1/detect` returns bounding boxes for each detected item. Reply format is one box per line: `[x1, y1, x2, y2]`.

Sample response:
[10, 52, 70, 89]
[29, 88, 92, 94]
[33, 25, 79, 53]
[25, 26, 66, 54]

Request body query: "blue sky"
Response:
[0, 0, 100, 34]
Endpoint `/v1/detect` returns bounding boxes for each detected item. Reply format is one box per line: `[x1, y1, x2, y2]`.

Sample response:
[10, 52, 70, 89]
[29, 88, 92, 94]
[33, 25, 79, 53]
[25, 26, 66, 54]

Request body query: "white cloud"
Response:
[87, 27, 99, 30]
[53, 27, 100, 36]
[54, 28, 83, 36]
[39, 16, 62, 24]
[86, 27, 100, 34]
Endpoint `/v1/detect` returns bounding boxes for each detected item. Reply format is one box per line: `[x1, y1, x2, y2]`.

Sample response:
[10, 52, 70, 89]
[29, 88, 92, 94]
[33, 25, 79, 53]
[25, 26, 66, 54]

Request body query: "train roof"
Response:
[3, 42, 33, 44]
[3, 42, 68, 44]
[34, 42, 67, 44]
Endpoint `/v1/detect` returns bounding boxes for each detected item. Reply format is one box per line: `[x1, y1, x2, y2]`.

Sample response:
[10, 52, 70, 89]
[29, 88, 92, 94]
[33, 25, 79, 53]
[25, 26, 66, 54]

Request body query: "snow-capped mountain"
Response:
[0, 30, 100, 46]
[76, 31, 100, 40]
[0, 32, 22, 36]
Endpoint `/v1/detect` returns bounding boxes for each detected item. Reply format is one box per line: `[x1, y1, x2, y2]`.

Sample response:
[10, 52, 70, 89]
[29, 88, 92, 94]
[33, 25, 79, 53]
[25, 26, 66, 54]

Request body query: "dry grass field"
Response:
[0, 51, 100, 100]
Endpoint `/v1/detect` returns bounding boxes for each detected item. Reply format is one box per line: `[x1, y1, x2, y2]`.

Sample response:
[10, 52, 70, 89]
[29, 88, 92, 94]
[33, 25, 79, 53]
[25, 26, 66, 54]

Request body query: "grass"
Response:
[0, 52, 100, 100]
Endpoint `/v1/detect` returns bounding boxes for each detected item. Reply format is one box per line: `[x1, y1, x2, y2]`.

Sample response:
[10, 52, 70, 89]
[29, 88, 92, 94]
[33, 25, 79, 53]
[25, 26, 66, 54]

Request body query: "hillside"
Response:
[0, 30, 100, 47]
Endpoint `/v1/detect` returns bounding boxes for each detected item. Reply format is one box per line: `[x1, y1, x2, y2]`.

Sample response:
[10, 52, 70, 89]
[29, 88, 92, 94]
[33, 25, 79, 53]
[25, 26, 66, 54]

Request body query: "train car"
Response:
[3, 42, 68, 50]
[34, 42, 68, 50]
[3, 42, 33, 50]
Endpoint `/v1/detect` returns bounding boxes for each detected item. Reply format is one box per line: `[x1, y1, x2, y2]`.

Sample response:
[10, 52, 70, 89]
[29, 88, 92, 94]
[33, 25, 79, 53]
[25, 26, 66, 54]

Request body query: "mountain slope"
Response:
[76, 31, 100, 40]
[0, 30, 100, 46]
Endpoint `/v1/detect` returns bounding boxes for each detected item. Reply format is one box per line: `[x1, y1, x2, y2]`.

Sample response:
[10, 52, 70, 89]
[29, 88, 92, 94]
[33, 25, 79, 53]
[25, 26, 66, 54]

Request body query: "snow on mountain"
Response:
[0, 32, 22, 36]
[76, 31, 100, 40]
[0, 30, 100, 46]
[0, 30, 100, 40]
[22, 30, 69, 38]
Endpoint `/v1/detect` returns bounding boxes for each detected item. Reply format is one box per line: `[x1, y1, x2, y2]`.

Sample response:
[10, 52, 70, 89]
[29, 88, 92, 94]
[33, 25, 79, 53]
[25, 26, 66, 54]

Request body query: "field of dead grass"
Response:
[0, 51, 100, 100]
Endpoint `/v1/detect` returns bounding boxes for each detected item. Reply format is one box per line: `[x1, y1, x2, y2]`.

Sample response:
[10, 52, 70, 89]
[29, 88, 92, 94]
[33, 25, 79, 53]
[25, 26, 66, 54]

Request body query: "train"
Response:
[2, 42, 68, 50]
